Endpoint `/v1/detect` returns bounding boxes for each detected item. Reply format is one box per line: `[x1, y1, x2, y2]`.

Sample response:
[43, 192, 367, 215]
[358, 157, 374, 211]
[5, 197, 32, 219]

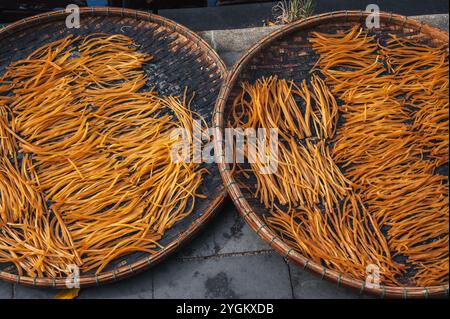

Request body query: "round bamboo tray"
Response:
[213, 11, 449, 298]
[0, 7, 227, 288]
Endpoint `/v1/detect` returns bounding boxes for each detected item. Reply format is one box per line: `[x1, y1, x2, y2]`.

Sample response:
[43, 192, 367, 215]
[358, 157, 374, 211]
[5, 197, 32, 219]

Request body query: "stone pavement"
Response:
[0, 14, 448, 299]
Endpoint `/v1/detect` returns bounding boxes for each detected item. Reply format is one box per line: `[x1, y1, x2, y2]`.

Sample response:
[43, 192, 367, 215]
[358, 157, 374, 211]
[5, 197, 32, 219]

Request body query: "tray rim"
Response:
[0, 7, 228, 289]
[212, 10, 449, 299]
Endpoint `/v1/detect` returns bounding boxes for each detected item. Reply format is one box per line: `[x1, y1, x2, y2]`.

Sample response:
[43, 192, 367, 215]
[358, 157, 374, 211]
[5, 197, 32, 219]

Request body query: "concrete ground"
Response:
[0, 13, 448, 299]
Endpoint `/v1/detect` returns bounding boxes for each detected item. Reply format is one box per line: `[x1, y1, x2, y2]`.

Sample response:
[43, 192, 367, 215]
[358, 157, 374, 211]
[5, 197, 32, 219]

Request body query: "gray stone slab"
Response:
[11, 266, 153, 299]
[78, 270, 153, 299]
[177, 216, 217, 258]
[154, 252, 292, 299]
[211, 203, 271, 255]
[13, 285, 55, 299]
[289, 264, 373, 299]
[199, 26, 279, 55]
[220, 52, 243, 68]
[0, 281, 12, 299]
[13, 268, 153, 299]
[412, 14, 449, 31]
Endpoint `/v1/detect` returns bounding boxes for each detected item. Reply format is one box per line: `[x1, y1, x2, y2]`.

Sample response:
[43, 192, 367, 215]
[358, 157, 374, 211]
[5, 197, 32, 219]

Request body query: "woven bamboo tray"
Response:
[0, 7, 227, 288]
[213, 11, 449, 298]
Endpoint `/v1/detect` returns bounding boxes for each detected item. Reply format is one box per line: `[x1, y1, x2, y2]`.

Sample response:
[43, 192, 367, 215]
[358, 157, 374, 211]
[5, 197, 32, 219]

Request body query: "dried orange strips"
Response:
[230, 74, 402, 284]
[381, 34, 449, 166]
[231, 75, 346, 209]
[0, 34, 207, 277]
[267, 194, 403, 285]
[309, 26, 448, 286]
[231, 25, 448, 287]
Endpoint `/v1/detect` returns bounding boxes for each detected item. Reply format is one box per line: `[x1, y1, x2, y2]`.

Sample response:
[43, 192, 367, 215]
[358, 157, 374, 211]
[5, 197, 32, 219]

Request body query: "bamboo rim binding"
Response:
[214, 11, 449, 297]
[0, 33, 212, 279]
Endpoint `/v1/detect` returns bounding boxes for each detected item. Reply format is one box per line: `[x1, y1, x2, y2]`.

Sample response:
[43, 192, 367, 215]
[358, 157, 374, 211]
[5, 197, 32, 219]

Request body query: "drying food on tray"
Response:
[0, 34, 208, 277]
[230, 25, 449, 287]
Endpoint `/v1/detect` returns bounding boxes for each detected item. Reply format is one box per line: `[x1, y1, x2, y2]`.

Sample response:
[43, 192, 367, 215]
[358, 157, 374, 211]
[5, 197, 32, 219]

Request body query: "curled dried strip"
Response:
[0, 106, 17, 158]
